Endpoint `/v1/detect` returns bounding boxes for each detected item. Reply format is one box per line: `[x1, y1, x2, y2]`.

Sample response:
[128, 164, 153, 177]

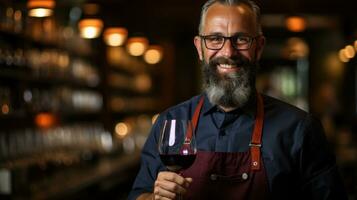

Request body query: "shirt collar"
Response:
[201, 92, 257, 118]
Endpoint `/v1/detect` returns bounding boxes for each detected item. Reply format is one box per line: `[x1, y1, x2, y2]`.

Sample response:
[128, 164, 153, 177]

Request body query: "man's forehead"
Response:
[205, 2, 254, 18]
[203, 3, 257, 33]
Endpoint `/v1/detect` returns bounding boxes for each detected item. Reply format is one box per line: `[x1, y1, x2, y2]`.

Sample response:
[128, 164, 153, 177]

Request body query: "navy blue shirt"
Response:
[128, 94, 347, 200]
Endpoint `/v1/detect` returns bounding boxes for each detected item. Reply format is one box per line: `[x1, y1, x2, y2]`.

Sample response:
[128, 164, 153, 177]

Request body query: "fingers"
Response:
[156, 179, 187, 194]
[153, 195, 171, 200]
[158, 172, 187, 185]
[153, 185, 177, 199]
[154, 171, 193, 200]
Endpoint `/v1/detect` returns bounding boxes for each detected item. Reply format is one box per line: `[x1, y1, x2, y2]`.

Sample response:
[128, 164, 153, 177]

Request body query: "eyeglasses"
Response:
[199, 34, 260, 50]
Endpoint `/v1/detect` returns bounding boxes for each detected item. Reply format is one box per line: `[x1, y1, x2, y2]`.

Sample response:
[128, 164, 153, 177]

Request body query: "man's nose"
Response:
[220, 39, 236, 57]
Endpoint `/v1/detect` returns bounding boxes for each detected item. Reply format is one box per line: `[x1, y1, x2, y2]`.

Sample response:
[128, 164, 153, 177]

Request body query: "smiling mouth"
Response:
[217, 64, 241, 73]
[218, 64, 237, 69]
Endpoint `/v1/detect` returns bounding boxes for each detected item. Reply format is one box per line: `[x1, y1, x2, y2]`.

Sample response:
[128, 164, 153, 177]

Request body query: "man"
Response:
[128, 0, 347, 199]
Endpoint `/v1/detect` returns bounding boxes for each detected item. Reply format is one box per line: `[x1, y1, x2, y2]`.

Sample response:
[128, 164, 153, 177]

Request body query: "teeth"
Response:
[218, 64, 236, 69]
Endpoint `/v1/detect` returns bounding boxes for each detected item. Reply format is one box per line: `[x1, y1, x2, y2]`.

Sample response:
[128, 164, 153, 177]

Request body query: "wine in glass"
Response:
[158, 119, 197, 172]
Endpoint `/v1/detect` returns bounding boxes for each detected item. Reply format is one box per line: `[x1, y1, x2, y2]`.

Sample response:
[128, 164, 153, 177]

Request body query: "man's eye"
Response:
[207, 36, 223, 43]
[236, 36, 250, 44]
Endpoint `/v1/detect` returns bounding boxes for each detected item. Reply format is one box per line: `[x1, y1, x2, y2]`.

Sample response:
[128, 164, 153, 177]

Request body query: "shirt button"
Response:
[210, 174, 217, 181]
[242, 173, 248, 180]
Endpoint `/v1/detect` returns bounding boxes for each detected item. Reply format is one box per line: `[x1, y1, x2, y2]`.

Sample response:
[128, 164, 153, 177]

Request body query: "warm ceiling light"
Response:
[78, 18, 103, 39]
[127, 37, 149, 56]
[27, 0, 55, 8]
[27, 0, 55, 17]
[285, 16, 306, 32]
[338, 49, 349, 63]
[344, 45, 355, 59]
[115, 122, 130, 138]
[103, 27, 128, 46]
[28, 8, 53, 18]
[144, 45, 163, 64]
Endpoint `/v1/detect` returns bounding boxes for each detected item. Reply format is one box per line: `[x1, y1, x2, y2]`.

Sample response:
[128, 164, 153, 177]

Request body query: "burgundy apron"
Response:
[181, 93, 270, 199]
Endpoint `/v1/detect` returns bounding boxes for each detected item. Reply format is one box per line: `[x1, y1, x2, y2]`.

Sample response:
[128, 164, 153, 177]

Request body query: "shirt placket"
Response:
[214, 111, 239, 152]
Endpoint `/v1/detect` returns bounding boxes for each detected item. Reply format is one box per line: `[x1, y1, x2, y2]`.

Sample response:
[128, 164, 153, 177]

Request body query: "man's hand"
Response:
[153, 171, 193, 200]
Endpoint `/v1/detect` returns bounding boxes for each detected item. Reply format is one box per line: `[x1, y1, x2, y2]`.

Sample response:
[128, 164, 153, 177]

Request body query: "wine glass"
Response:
[158, 119, 197, 172]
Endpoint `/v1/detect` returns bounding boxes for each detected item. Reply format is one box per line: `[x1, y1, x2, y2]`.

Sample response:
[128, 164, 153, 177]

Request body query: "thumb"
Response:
[184, 177, 193, 187]
[185, 177, 193, 183]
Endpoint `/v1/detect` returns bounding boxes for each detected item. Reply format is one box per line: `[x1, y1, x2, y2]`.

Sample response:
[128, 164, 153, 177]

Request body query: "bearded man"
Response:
[128, 0, 347, 199]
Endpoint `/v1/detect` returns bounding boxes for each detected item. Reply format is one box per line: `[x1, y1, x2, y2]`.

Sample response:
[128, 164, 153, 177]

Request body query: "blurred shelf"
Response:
[109, 96, 160, 114]
[0, 30, 92, 58]
[0, 111, 103, 133]
[28, 150, 140, 200]
[0, 67, 99, 90]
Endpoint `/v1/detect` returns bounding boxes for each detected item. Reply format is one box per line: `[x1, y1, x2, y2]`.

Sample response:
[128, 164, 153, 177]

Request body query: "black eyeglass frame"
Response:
[199, 34, 261, 51]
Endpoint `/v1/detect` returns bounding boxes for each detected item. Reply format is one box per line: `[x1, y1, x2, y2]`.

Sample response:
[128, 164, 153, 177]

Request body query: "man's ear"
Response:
[194, 36, 203, 61]
[255, 35, 266, 60]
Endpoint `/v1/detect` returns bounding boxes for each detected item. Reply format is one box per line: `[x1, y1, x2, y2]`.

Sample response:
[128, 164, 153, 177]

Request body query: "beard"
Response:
[202, 55, 257, 108]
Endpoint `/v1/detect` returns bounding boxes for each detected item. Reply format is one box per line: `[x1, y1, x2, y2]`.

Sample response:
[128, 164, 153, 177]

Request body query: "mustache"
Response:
[209, 56, 250, 67]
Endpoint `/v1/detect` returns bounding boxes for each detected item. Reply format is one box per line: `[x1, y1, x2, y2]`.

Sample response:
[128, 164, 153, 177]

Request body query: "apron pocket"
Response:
[209, 172, 249, 183]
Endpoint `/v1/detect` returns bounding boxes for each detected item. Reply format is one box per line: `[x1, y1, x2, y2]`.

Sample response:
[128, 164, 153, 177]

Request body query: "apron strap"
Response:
[250, 93, 264, 171]
[185, 96, 205, 143]
[192, 96, 205, 130]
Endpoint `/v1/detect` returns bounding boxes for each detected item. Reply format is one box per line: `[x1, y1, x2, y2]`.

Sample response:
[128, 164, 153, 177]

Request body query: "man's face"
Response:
[194, 3, 265, 108]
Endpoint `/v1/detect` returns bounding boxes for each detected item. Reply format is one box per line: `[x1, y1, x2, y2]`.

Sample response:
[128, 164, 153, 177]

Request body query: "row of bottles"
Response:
[0, 124, 112, 164]
[0, 45, 100, 86]
[23, 87, 103, 113]
[0, 113, 156, 167]
[0, 86, 102, 115]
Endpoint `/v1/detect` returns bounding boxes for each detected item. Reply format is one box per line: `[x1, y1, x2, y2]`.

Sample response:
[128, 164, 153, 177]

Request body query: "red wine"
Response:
[160, 154, 196, 171]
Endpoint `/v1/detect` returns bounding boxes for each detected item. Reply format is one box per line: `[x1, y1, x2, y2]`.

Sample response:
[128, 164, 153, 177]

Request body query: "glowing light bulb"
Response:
[127, 37, 148, 56]
[144, 45, 163, 64]
[104, 27, 128, 46]
[78, 19, 103, 39]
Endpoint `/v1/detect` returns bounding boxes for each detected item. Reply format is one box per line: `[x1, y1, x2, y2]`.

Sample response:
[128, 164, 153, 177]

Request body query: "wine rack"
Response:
[0, 2, 174, 198]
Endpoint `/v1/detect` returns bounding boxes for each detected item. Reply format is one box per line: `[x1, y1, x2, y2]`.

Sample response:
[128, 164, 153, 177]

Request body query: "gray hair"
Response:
[198, 0, 262, 35]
